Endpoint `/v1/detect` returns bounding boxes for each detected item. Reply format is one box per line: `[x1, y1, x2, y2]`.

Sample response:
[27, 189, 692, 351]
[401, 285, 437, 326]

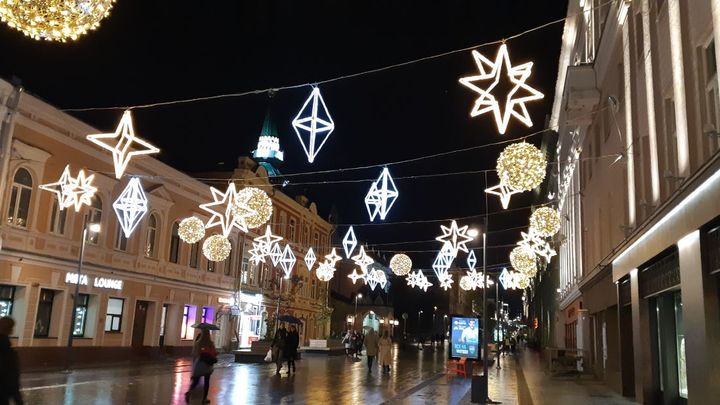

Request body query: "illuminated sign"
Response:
[218, 297, 233, 305]
[65, 272, 123, 290]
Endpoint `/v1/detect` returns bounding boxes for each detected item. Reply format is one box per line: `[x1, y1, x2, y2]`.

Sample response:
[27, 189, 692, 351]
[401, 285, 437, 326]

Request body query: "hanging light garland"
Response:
[460, 275, 475, 291]
[178, 217, 206, 244]
[316, 261, 336, 282]
[234, 187, 273, 229]
[496, 142, 547, 191]
[389, 253, 412, 276]
[516, 273, 530, 289]
[509, 246, 536, 274]
[203, 235, 232, 262]
[529, 207, 561, 237]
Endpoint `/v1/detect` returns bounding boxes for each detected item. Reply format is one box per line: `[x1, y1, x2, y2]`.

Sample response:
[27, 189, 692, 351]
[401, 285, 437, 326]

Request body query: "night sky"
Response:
[0, 0, 568, 327]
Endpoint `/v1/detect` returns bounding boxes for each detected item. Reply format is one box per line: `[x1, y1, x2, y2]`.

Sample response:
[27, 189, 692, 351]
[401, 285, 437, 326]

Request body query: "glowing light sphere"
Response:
[178, 217, 206, 244]
[389, 254, 412, 276]
[510, 246, 536, 274]
[0, 0, 115, 42]
[516, 273, 530, 289]
[234, 187, 272, 229]
[496, 142, 547, 191]
[202, 235, 232, 262]
[529, 207, 561, 237]
[460, 275, 475, 291]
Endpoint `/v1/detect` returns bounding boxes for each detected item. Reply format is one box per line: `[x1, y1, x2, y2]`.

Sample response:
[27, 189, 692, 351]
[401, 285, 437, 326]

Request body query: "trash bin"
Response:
[471, 374, 487, 403]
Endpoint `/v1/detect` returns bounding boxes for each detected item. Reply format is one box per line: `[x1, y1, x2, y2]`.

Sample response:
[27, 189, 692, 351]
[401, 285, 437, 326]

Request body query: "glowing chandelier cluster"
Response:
[40, 165, 98, 212]
[202, 235, 232, 262]
[365, 167, 399, 221]
[529, 207, 561, 238]
[234, 187, 273, 230]
[112, 177, 148, 237]
[0, 0, 115, 42]
[496, 142, 547, 192]
[292, 87, 335, 163]
[389, 254, 412, 276]
[178, 217, 206, 244]
[249, 226, 283, 265]
[510, 246, 536, 275]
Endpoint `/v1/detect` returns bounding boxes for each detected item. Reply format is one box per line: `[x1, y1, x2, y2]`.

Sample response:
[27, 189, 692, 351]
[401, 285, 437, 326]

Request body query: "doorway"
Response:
[132, 300, 150, 348]
[159, 304, 168, 347]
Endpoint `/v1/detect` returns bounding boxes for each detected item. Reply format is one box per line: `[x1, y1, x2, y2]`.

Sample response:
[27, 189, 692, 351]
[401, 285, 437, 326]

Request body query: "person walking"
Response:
[342, 329, 353, 357]
[285, 324, 300, 373]
[185, 329, 217, 404]
[0, 317, 22, 405]
[364, 328, 379, 374]
[377, 330, 392, 373]
[272, 325, 288, 375]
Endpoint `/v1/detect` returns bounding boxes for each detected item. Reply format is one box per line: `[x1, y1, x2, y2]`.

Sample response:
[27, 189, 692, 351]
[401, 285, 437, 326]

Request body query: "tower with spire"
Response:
[253, 110, 284, 162]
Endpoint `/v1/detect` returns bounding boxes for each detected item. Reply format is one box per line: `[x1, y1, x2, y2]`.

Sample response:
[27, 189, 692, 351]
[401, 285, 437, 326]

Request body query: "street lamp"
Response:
[467, 228, 480, 238]
[354, 293, 362, 329]
[417, 310, 423, 330]
[433, 306, 437, 332]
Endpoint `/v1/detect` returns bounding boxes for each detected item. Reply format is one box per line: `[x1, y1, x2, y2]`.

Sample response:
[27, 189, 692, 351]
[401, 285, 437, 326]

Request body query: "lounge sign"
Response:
[65, 272, 123, 290]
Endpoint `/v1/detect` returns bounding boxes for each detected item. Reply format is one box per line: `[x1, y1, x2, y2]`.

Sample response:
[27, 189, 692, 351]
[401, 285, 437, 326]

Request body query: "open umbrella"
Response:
[192, 322, 220, 330]
[277, 315, 303, 324]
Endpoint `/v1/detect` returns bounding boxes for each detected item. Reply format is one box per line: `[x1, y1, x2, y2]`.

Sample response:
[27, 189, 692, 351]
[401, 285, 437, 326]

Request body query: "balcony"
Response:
[562, 64, 600, 127]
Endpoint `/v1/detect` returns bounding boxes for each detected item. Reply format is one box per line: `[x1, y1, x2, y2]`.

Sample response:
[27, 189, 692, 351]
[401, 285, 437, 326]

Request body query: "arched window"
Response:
[49, 198, 67, 235]
[313, 231, 319, 250]
[189, 241, 199, 269]
[288, 218, 296, 242]
[145, 214, 159, 258]
[7, 168, 32, 227]
[87, 196, 102, 245]
[303, 225, 310, 246]
[224, 240, 234, 276]
[168, 222, 180, 263]
[114, 223, 128, 251]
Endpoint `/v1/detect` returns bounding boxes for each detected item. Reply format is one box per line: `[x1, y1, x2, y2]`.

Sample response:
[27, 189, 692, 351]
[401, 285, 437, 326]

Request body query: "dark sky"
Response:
[0, 0, 568, 324]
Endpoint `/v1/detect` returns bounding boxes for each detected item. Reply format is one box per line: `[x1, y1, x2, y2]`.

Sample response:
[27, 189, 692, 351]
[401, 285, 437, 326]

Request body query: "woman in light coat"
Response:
[377, 330, 393, 373]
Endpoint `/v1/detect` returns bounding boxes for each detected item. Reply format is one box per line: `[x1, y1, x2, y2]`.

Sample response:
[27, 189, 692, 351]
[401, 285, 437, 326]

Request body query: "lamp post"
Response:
[354, 293, 362, 330]
[417, 310, 423, 328]
[481, 231, 489, 393]
[65, 217, 100, 372]
[495, 278, 501, 370]
[433, 306, 437, 334]
[402, 313, 408, 336]
[443, 314, 448, 340]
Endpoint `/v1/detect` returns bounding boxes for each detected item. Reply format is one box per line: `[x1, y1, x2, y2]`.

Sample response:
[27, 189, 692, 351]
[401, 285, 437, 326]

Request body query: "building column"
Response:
[678, 231, 720, 403]
[668, 0, 691, 178]
[630, 268, 656, 403]
[711, 0, 720, 103]
[641, 0, 661, 204]
[622, 22, 636, 226]
[576, 309, 591, 371]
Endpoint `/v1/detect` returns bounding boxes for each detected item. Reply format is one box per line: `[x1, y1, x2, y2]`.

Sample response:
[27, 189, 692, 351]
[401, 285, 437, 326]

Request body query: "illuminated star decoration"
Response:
[342, 226, 358, 258]
[305, 247, 317, 271]
[347, 268, 366, 284]
[517, 230, 544, 253]
[292, 87, 335, 163]
[316, 260, 336, 282]
[352, 246, 374, 272]
[325, 248, 342, 266]
[199, 184, 256, 237]
[439, 274, 454, 291]
[436, 220, 474, 256]
[466, 268, 483, 288]
[364, 167, 399, 221]
[249, 242, 267, 265]
[279, 245, 296, 279]
[467, 250, 477, 270]
[254, 226, 283, 252]
[485, 181, 522, 209]
[40, 165, 98, 212]
[406, 270, 433, 291]
[86, 110, 160, 179]
[458, 43, 544, 134]
[112, 177, 148, 237]
[534, 240, 557, 262]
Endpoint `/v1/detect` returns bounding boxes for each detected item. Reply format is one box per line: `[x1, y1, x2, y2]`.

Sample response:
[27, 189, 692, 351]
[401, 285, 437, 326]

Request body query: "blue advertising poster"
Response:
[450, 317, 479, 359]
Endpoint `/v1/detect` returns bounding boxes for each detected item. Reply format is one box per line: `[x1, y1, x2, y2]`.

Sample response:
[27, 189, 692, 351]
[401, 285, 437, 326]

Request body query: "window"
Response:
[34, 289, 55, 337]
[241, 257, 250, 284]
[313, 232, 319, 250]
[104, 298, 124, 332]
[201, 307, 214, 324]
[288, 218, 296, 242]
[224, 242, 233, 276]
[7, 168, 32, 228]
[207, 258, 215, 273]
[189, 242, 199, 269]
[702, 40, 720, 146]
[49, 198, 67, 235]
[311, 279, 316, 299]
[279, 212, 287, 238]
[303, 225, 310, 246]
[145, 214, 158, 258]
[181, 305, 197, 340]
[114, 223, 128, 251]
[169, 222, 180, 263]
[0, 285, 15, 317]
[72, 294, 90, 337]
[87, 197, 102, 245]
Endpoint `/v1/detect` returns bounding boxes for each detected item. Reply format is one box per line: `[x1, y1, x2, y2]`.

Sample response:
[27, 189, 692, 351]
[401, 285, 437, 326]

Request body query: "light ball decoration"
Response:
[496, 142, 547, 191]
[510, 246, 537, 274]
[178, 217, 206, 244]
[529, 207, 561, 238]
[202, 235, 232, 262]
[0, 0, 115, 42]
[516, 273, 530, 289]
[389, 253, 412, 276]
[459, 275, 475, 291]
[233, 187, 272, 229]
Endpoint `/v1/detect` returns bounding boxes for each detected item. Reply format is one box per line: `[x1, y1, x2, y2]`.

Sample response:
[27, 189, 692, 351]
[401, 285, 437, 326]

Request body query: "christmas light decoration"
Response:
[269, 242, 283, 266]
[484, 181, 521, 209]
[305, 247, 316, 271]
[389, 254, 412, 276]
[347, 268, 367, 284]
[516, 273, 530, 289]
[406, 270, 432, 291]
[460, 275, 475, 291]
[352, 246, 374, 272]
[249, 242, 267, 265]
[364, 167, 399, 221]
[325, 248, 342, 266]
[458, 44, 544, 134]
[517, 230, 544, 253]
[254, 225, 283, 251]
[203, 235, 232, 262]
[439, 274, 454, 290]
[466, 268, 483, 286]
[86, 110, 160, 179]
[316, 261, 335, 282]
[496, 142, 547, 192]
[40, 165, 97, 212]
[178, 217, 205, 244]
[279, 245, 296, 279]
[234, 187, 272, 229]
[432, 242, 455, 280]
[498, 268, 515, 290]
[534, 240, 557, 262]
[366, 268, 388, 291]
[342, 227, 358, 258]
[467, 250, 477, 270]
[529, 207, 561, 237]
[112, 177, 148, 237]
[0, 0, 115, 42]
[292, 87, 335, 163]
[436, 220, 474, 255]
[510, 246, 536, 274]
[200, 183, 255, 237]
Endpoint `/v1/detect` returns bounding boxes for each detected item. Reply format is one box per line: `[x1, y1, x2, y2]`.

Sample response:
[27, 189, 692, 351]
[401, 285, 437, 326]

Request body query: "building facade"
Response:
[547, 0, 720, 403]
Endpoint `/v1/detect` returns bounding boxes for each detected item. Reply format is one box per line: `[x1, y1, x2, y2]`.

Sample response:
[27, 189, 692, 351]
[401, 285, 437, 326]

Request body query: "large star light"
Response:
[517, 230, 544, 253]
[254, 226, 283, 251]
[436, 220, 474, 256]
[407, 270, 433, 291]
[347, 268, 367, 284]
[249, 242, 267, 265]
[112, 178, 148, 237]
[40, 165, 98, 212]
[439, 274, 454, 291]
[352, 246, 374, 272]
[485, 181, 522, 209]
[292, 87, 335, 163]
[200, 184, 256, 237]
[458, 44, 544, 134]
[305, 247, 317, 271]
[86, 110, 160, 179]
[325, 248, 342, 266]
[364, 168, 399, 221]
[534, 240, 557, 262]
[279, 245, 296, 279]
[342, 226, 358, 258]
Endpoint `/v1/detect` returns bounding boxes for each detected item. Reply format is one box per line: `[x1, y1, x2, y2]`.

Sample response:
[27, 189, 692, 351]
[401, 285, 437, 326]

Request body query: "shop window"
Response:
[201, 307, 214, 324]
[0, 285, 15, 317]
[73, 294, 90, 337]
[105, 297, 124, 332]
[181, 305, 197, 340]
[7, 168, 32, 228]
[168, 222, 180, 263]
[114, 223, 128, 251]
[87, 197, 103, 245]
[189, 242, 199, 269]
[145, 213, 158, 258]
[49, 198, 67, 235]
[34, 289, 55, 337]
[674, 293, 687, 399]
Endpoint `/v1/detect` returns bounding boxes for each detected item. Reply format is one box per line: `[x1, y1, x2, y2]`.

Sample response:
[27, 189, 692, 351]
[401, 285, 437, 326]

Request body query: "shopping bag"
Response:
[264, 348, 273, 362]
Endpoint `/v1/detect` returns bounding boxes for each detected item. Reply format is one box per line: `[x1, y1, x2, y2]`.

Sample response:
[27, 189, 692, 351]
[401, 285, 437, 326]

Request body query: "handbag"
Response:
[264, 348, 273, 362]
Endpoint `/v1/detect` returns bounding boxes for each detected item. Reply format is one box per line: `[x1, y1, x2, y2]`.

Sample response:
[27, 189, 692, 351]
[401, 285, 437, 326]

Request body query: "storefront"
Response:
[236, 292, 265, 348]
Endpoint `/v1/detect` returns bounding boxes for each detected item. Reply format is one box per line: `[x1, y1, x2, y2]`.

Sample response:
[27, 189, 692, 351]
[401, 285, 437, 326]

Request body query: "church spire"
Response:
[253, 104, 284, 162]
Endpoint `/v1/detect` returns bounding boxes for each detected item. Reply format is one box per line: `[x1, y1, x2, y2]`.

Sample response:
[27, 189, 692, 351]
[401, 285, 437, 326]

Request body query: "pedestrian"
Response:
[0, 317, 22, 405]
[272, 324, 288, 375]
[364, 328, 379, 373]
[342, 329, 353, 357]
[286, 324, 300, 373]
[355, 331, 364, 359]
[378, 330, 392, 373]
[503, 337, 510, 357]
[185, 328, 217, 404]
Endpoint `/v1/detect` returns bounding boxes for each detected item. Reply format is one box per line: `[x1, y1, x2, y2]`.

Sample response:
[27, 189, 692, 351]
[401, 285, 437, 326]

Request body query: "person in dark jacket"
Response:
[0, 317, 23, 405]
[285, 324, 300, 373]
[272, 325, 288, 375]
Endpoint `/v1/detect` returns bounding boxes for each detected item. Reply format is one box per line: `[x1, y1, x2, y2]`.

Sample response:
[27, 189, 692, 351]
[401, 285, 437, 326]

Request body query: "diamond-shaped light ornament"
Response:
[364, 167, 399, 221]
[342, 226, 358, 258]
[292, 87, 335, 163]
[467, 250, 477, 270]
[432, 242, 455, 279]
[499, 267, 514, 290]
[305, 247, 317, 271]
[279, 245, 296, 279]
[112, 178, 148, 237]
[269, 242, 283, 266]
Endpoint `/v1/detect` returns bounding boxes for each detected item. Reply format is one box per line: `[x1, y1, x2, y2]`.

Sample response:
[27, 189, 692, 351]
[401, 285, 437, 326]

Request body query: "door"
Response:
[132, 300, 149, 348]
[159, 304, 168, 347]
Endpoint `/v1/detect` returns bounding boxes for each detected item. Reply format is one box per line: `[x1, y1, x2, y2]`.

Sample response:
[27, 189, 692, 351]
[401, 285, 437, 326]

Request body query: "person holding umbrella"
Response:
[272, 324, 288, 375]
[185, 323, 218, 404]
[286, 324, 300, 373]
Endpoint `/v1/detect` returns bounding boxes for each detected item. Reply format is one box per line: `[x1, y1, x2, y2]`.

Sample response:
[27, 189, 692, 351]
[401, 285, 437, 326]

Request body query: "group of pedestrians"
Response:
[341, 329, 365, 358]
[271, 324, 300, 375]
[343, 328, 394, 374]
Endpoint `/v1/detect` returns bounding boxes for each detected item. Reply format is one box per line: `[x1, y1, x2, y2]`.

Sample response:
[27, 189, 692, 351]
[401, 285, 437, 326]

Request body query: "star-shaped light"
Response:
[436, 220, 474, 256]
[112, 177, 148, 237]
[364, 167, 399, 221]
[86, 110, 160, 179]
[342, 226, 357, 258]
[316, 260, 336, 282]
[200, 184, 256, 237]
[458, 44, 544, 134]
[439, 274, 454, 290]
[40, 166, 99, 212]
[249, 242, 267, 265]
[485, 181, 522, 209]
[71, 170, 98, 211]
[534, 240, 557, 262]
[305, 247, 317, 271]
[517, 230, 544, 253]
[254, 226, 283, 251]
[39, 165, 73, 208]
[279, 244, 296, 279]
[292, 87, 335, 163]
[352, 246, 374, 272]
[325, 248, 342, 266]
[406, 270, 433, 291]
[347, 268, 367, 284]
